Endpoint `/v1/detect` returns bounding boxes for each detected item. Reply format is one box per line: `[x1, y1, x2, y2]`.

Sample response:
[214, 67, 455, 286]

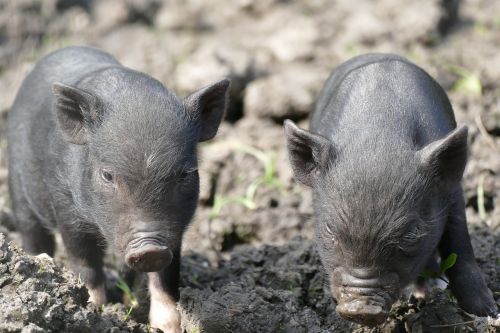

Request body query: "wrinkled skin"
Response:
[284, 53, 498, 327]
[8, 46, 230, 333]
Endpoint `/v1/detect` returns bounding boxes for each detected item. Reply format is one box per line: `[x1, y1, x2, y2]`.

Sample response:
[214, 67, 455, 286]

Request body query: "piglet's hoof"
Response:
[35, 253, 54, 261]
[489, 314, 500, 326]
[87, 284, 107, 306]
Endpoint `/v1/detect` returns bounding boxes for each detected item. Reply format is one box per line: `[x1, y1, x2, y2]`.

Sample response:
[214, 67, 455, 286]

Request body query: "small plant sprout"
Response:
[124, 306, 134, 321]
[116, 277, 139, 320]
[420, 252, 458, 284]
[473, 22, 488, 36]
[231, 143, 283, 198]
[206, 141, 283, 219]
[210, 194, 256, 219]
[449, 65, 482, 97]
[440, 253, 458, 273]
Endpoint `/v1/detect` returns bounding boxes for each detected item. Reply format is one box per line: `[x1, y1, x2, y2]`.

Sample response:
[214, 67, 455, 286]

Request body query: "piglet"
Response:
[284, 53, 498, 326]
[8, 46, 230, 332]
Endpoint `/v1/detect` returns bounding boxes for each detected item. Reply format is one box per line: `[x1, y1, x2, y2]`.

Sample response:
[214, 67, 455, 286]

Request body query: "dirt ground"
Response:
[0, 0, 499, 332]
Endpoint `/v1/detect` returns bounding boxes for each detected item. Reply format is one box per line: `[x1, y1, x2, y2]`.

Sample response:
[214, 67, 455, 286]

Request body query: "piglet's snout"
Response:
[125, 236, 173, 272]
[125, 244, 173, 272]
[336, 296, 388, 327]
[333, 268, 400, 327]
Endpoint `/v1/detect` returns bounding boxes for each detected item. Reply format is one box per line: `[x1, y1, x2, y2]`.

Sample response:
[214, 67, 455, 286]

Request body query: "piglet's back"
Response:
[7, 46, 120, 228]
[310, 53, 457, 149]
[9, 46, 119, 124]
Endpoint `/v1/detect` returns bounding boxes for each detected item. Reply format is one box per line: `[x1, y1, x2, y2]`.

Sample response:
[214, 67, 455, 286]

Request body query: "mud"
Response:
[179, 234, 499, 333]
[0, 0, 499, 332]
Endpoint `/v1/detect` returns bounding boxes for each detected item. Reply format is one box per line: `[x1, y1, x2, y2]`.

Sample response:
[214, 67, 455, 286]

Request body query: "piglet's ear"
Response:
[183, 79, 230, 142]
[284, 120, 333, 187]
[52, 82, 99, 145]
[418, 126, 468, 189]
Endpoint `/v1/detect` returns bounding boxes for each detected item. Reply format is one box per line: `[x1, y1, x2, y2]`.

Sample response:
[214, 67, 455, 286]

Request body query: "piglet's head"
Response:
[284, 119, 468, 326]
[52, 75, 230, 272]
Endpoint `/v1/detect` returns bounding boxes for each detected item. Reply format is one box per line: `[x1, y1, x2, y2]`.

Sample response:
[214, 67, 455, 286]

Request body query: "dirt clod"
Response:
[0, 0, 499, 332]
[0, 233, 159, 333]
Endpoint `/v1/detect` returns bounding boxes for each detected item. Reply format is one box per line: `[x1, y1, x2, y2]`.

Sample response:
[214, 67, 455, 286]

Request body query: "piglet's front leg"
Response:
[60, 224, 108, 306]
[148, 272, 181, 333]
[147, 251, 182, 333]
[439, 194, 498, 317]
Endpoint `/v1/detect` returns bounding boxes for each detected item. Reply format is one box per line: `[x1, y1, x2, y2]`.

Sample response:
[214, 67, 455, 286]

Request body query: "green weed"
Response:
[406, 44, 423, 63]
[208, 142, 283, 218]
[449, 66, 482, 97]
[345, 43, 361, 57]
[189, 327, 202, 333]
[420, 252, 457, 283]
[473, 22, 488, 36]
[440, 253, 458, 273]
[232, 143, 282, 190]
[210, 194, 256, 219]
[116, 277, 139, 320]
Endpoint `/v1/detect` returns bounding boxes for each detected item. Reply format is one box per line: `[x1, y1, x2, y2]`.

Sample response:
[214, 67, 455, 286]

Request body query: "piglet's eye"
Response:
[399, 235, 422, 257]
[325, 224, 336, 242]
[179, 169, 198, 182]
[100, 170, 114, 183]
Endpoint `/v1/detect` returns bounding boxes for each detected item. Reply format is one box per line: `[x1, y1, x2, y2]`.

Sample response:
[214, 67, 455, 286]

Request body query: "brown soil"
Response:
[0, 0, 498, 332]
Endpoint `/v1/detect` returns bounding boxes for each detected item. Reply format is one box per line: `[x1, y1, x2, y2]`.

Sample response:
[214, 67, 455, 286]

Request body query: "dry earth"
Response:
[0, 0, 499, 332]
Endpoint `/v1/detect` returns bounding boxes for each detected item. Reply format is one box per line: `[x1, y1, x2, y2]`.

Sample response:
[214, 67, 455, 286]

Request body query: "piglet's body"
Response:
[285, 53, 498, 326]
[8, 46, 230, 332]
